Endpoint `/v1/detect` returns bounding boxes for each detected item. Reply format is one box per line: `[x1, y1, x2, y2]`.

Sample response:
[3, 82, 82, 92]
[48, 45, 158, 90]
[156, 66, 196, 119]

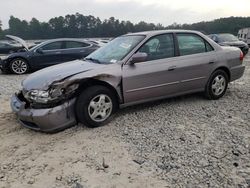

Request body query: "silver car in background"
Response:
[11, 30, 245, 132]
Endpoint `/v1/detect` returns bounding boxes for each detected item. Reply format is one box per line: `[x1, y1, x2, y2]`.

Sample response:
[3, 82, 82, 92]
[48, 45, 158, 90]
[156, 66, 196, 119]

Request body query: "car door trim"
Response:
[125, 76, 206, 93]
[181, 76, 206, 83]
[125, 81, 180, 93]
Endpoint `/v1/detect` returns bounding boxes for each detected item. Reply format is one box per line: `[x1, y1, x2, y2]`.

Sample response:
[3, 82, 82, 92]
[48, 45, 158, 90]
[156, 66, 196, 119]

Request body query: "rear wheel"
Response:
[75, 86, 117, 128]
[10, 58, 29, 74]
[205, 69, 229, 100]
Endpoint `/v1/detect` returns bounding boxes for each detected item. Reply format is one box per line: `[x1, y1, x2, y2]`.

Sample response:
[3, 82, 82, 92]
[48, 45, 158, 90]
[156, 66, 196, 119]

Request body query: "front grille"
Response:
[17, 91, 30, 108]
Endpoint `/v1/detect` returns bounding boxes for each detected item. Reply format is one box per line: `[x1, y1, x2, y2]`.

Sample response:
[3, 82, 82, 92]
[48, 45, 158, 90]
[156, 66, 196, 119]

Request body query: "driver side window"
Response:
[138, 34, 175, 61]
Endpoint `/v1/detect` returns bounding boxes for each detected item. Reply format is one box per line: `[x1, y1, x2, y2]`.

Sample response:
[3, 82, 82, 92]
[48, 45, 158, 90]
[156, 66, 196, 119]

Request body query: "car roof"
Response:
[124, 30, 204, 37]
[35, 38, 95, 47]
[45, 38, 90, 43]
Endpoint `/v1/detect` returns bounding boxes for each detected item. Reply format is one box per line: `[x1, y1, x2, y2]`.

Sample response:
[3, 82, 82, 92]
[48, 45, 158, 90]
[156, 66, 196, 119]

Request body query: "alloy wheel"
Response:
[11, 59, 28, 74]
[88, 94, 113, 122]
[211, 75, 226, 96]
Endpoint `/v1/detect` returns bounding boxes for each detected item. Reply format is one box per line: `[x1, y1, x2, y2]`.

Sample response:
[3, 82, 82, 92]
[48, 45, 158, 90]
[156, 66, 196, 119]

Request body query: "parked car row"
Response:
[86, 38, 111, 47]
[0, 41, 24, 54]
[0, 36, 100, 74]
[10, 30, 245, 132]
[0, 35, 39, 55]
[208, 33, 249, 56]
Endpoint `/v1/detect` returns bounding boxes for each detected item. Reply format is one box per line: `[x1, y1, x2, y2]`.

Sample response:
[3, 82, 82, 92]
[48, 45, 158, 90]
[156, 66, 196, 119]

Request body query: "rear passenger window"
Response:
[138, 34, 175, 61]
[65, 41, 90, 49]
[205, 42, 214, 52]
[42, 42, 63, 51]
[177, 34, 213, 56]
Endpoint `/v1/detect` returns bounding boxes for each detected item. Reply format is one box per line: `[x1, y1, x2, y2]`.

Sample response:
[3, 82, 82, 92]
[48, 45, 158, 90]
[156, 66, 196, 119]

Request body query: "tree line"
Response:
[0, 13, 250, 40]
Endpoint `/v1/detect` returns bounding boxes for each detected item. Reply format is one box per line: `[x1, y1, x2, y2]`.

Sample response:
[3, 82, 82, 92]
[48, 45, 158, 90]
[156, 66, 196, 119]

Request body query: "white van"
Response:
[238, 28, 250, 45]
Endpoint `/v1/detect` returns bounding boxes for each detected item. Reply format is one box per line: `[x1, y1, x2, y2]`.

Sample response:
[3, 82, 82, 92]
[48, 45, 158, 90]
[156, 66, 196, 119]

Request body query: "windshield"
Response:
[85, 35, 145, 64]
[219, 34, 239, 42]
[30, 41, 47, 51]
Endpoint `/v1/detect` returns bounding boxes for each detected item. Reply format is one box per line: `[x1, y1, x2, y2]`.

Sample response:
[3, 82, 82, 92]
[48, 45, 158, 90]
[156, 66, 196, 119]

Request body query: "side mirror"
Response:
[36, 48, 43, 54]
[129, 52, 148, 64]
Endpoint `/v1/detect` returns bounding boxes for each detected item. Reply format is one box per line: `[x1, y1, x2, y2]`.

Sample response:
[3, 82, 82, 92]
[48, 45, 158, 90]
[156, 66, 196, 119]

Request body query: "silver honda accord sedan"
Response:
[11, 30, 245, 132]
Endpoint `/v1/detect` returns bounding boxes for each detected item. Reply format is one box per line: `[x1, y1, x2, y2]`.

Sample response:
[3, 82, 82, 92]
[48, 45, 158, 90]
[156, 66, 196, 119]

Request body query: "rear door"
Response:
[31, 41, 64, 69]
[175, 33, 216, 93]
[122, 33, 183, 104]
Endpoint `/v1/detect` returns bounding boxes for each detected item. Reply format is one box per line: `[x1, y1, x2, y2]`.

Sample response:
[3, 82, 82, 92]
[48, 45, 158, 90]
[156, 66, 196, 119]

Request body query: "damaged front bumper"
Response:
[10, 93, 77, 133]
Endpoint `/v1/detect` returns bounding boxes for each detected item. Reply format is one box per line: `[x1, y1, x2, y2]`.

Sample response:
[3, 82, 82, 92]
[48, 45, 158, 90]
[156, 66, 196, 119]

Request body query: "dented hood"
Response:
[6, 35, 29, 50]
[22, 60, 107, 90]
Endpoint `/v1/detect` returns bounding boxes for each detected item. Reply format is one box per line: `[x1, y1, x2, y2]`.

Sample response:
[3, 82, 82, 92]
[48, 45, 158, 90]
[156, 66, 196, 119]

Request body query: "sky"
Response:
[1, 0, 250, 29]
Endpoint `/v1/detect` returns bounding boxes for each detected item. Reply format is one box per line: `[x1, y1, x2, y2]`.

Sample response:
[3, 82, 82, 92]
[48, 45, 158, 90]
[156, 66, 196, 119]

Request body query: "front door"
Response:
[122, 33, 182, 104]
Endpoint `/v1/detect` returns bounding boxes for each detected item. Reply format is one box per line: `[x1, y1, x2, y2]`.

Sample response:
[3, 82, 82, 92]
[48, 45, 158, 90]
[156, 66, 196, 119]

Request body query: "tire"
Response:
[9, 58, 29, 74]
[75, 85, 118, 128]
[205, 69, 229, 100]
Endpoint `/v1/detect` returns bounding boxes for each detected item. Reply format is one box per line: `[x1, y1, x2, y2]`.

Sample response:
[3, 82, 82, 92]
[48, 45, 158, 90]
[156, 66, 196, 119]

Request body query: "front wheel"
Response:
[75, 86, 117, 128]
[205, 69, 229, 100]
[10, 58, 29, 74]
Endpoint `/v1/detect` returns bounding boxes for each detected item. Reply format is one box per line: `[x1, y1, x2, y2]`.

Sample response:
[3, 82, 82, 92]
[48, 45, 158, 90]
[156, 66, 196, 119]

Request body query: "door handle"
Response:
[55, 51, 61, 54]
[168, 66, 177, 71]
[80, 50, 85, 53]
[208, 61, 215, 64]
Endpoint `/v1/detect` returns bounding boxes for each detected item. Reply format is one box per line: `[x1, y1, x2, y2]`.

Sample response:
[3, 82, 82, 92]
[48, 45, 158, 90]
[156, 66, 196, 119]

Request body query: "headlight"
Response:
[25, 90, 50, 103]
[24, 83, 79, 104]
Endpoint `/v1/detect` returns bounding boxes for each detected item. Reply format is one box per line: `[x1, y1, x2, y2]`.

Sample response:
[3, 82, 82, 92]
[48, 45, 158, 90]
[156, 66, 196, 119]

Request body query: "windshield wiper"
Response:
[84, 57, 101, 64]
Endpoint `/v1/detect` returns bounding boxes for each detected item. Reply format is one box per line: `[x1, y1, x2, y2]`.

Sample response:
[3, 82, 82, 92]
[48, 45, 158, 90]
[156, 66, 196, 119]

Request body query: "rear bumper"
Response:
[230, 65, 245, 82]
[10, 94, 77, 133]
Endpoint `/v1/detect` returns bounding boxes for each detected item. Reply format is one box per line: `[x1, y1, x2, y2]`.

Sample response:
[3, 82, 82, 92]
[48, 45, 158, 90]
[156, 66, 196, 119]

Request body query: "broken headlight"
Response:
[24, 83, 79, 104]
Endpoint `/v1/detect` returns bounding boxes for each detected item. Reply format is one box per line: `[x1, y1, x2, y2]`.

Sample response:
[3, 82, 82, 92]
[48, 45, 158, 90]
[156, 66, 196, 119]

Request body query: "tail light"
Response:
[240, 51, 244, 61]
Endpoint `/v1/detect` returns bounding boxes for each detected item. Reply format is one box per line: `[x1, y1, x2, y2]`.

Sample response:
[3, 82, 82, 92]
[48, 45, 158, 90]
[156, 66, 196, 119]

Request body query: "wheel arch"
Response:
[8, 56, 31, 74]
[76, 78, 123, 104]
[9, 56, 30, 68]
[213, 66, 231, 81]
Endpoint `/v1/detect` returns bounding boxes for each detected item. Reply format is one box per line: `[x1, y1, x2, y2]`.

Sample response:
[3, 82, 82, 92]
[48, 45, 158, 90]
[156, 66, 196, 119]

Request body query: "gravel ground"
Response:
[0, 54, 249, 188]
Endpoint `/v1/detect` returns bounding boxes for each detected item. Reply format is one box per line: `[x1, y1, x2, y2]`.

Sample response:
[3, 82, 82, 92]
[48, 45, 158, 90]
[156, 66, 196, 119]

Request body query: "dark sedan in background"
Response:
[0, 36, 99, 74]
[208, 33, 249, 56]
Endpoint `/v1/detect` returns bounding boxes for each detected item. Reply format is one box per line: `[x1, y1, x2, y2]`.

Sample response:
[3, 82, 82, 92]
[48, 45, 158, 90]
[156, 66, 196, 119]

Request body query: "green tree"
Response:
[8, 16, 29, 38]
[0, 20, 3, 39]
[3, 14, 250, 39]
[28, 18, 42, 39]
[49, 16, 66, 38]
